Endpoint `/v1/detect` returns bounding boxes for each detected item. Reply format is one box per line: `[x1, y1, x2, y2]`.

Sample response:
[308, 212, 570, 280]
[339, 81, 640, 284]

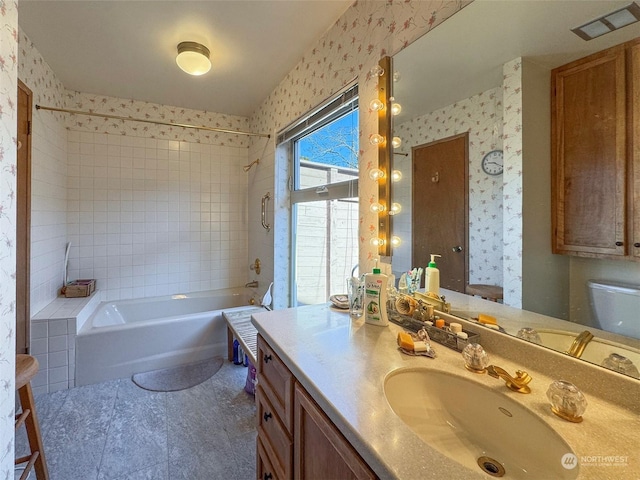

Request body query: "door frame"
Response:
[17, 79, 32, 354]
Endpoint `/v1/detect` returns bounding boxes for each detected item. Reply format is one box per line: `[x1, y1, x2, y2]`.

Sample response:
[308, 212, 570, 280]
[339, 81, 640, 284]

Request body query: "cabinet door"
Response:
[257, 437, 283, 480]
[293, 383, 376, 480]
[552, 44, 627, 257]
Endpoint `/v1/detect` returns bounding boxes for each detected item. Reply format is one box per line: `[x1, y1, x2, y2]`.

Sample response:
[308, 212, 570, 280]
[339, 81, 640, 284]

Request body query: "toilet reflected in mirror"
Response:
[588, 280, 640, 340]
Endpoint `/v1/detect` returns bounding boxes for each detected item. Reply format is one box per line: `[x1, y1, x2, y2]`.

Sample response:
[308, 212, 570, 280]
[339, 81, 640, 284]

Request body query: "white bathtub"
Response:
[76, 288, 255, 386]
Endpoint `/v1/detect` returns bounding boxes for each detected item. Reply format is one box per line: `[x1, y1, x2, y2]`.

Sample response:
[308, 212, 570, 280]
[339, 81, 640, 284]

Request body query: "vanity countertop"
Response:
[252, 303, 640, 480]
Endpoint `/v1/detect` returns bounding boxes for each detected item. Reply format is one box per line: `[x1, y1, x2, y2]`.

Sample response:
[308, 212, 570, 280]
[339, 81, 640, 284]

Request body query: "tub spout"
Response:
[245, 280, 259, 288]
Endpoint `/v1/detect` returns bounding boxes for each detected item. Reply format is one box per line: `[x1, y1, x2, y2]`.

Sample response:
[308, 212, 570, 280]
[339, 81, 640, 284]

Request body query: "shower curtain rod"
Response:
[35, 105, 271, 138]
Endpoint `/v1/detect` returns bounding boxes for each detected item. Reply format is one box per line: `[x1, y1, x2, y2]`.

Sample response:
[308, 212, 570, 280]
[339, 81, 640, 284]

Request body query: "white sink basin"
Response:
[384, 368, 578, 479]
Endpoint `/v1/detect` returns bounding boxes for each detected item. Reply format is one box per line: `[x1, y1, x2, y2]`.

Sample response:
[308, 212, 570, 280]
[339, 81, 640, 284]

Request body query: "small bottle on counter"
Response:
[425, 254, 441, 295]
[364, 263, 389, 326]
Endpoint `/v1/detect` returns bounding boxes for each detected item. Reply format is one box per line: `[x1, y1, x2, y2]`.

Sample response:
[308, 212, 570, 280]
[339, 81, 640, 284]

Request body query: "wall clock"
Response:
[481, 149, 504, 175]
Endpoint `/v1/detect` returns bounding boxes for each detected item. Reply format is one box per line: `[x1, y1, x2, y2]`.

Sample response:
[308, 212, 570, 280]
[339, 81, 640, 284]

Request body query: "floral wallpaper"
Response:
[0, 0, 18, 476]
[248, 0, 470, 306]
[393, 87, 503, 285]
[502, 57, 523, 307]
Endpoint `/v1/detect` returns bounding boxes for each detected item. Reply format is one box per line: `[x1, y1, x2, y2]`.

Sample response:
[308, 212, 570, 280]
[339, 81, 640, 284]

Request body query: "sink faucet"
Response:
[245, 280, 259, 288]
[565, 330, 594, 358]
[486, 365, 532, 394]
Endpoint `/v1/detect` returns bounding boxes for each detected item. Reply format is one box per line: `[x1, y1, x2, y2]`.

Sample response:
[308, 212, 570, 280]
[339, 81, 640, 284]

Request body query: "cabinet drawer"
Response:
[257, 436, 284, 480]
[257, 335, 294, 431]
[256, 386, 292, 479]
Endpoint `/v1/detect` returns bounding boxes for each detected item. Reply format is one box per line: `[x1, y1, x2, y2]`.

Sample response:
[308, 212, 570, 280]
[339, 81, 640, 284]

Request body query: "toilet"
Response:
[587, 280, 640, 340]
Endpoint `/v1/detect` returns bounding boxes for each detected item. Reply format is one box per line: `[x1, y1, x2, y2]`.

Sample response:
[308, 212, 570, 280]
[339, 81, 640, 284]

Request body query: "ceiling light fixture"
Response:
[571, 2, 640, 40]
[176, 41, 211, 76]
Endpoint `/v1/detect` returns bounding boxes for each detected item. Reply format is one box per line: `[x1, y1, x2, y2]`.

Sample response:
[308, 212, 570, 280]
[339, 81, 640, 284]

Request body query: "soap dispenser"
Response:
[425, 254, 441, 295]
[364, 262, 389, 326]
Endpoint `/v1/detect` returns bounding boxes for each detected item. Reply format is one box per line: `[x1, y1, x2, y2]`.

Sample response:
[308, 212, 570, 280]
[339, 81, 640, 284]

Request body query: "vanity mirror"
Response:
[387, 0, 640, 378]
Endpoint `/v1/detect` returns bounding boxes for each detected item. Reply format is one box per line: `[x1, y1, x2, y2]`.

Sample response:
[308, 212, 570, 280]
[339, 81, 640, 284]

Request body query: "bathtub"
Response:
[76, 288, 256, 386]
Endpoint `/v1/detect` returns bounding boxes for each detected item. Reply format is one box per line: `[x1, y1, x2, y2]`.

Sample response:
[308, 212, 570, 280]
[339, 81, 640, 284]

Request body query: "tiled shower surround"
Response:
[66, 132, 249, 301]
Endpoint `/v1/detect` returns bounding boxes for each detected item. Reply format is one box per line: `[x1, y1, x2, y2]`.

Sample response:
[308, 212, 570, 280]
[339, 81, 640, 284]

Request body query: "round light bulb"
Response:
[369, 99, 384, 112]
[391, 103, 402, 116]
[370, 237, 386, 247]
[393, 71, 401, 82]
[392, 136, 402, 148]
[391, 170, 403, 182]
[391, 236, 402, 247]
[389, 203, 402, 215]
[369, 133, 385, 146]
[370, 202, 386, 213]
[370, 65, 385, 77]
[369, 168, 385, 181]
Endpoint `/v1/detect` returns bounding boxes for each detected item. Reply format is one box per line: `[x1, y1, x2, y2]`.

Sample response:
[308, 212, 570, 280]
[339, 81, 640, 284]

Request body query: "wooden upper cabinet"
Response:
[552, 43, 628, 257]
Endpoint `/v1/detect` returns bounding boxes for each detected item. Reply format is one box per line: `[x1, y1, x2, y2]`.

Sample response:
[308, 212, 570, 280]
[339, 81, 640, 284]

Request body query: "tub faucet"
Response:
[245, 280, 259, 288]
[566, 330, 594, 359]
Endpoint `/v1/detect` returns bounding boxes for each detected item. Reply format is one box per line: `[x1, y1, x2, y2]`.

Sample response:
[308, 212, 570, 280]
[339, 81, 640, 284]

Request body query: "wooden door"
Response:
[411, 133, 468, 293]
[551, 44, 627, 257]
[17, 80, 32, 354]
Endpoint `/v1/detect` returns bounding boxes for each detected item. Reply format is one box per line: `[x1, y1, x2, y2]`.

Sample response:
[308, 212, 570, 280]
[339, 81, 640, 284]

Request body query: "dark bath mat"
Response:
[132, 356, 224, 392]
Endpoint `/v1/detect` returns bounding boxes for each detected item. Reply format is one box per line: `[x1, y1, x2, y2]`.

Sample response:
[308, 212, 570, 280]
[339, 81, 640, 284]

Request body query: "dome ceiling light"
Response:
[176, 41, 211, 76]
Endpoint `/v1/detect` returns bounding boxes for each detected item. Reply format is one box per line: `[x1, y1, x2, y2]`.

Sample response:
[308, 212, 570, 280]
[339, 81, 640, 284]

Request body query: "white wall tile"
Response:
[48, 350, 68, 369]
[30, 338, 48, 356]
[48, 335, 68, 353]
[49, 365, 68, 384]
[49, 318, 68, 336]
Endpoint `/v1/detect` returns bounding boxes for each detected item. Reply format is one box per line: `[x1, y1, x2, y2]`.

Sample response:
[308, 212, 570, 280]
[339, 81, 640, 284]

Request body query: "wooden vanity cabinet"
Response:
[551, 39, 640, 258]
[256, 336, 294, 479]
[256, 334, 377, 480]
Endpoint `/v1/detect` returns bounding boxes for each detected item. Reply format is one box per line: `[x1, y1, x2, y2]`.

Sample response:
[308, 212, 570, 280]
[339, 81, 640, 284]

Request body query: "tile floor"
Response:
[16, 361, 257, 480]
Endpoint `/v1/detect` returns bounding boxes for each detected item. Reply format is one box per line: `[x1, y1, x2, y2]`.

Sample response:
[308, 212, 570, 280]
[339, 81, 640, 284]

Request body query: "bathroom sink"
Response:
[384, 368, 578, 479]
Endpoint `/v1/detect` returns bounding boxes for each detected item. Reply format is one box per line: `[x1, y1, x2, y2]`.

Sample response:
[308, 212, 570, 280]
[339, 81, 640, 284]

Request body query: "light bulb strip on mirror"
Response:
[376, 56, 392, 257]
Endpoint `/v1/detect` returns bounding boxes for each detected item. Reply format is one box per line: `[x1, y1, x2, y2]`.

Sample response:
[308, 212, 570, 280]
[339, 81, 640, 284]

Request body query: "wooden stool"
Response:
[466, 284, 503, 302]
[15, 354, 49, 480]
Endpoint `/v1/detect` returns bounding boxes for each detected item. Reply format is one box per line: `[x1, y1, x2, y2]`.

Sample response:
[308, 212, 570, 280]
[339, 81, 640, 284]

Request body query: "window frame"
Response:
[277, 83, 359, 306]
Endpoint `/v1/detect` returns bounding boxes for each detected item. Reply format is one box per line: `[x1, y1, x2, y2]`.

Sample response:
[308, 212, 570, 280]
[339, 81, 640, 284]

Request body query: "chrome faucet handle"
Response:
[462, 343, 489, 373]
[546, 380, 587, 423]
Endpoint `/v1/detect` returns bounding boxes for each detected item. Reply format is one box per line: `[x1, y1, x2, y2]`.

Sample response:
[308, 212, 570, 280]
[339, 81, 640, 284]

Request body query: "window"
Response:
[278, 85, 359, 306]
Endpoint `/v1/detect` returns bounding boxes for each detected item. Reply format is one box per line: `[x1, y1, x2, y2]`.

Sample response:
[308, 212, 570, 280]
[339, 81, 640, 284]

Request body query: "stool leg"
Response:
[18, 382, 49, 480]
